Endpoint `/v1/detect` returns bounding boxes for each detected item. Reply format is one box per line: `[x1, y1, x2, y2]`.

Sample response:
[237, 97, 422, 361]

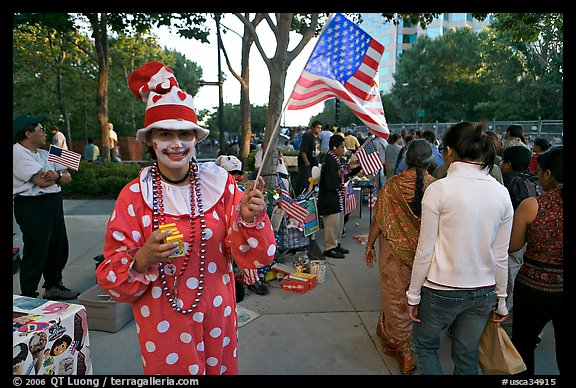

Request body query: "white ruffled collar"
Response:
[139, 162, 228, 216]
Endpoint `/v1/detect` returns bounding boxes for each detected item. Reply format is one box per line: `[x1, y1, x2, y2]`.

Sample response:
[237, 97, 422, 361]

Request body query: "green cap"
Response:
[13, 115, 45, 134]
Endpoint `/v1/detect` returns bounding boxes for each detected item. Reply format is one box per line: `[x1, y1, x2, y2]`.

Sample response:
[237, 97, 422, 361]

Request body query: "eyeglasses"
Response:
[35, 126, 46, 135]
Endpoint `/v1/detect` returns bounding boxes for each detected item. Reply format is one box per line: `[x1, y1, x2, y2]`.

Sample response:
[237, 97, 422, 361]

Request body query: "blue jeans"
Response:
[412, 286, 496, 375]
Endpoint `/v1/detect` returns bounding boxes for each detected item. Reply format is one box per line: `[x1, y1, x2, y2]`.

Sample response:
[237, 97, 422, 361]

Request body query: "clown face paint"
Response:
[151, 130, 197, 169]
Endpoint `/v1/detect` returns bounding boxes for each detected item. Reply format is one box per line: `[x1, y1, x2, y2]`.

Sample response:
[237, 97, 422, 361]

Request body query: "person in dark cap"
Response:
[13, 115, 80, 300]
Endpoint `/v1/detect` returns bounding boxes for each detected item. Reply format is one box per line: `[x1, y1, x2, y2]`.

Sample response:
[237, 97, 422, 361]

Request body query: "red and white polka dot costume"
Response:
[96, 163, 276, 375]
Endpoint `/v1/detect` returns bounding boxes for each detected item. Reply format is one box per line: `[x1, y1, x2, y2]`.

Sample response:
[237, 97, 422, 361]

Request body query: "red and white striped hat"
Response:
[128, 61, 209, 143]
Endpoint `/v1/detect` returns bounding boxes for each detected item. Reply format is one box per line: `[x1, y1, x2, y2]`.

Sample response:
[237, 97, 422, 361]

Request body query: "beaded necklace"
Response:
[151, 161, 207, 314]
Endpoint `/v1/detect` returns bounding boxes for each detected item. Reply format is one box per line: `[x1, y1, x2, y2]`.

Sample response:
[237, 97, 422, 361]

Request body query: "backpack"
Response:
[507, 172, 544, 210]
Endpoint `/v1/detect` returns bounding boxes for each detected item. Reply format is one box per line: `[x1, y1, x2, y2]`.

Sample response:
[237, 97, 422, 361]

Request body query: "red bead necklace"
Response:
[152, 161, 207, 314]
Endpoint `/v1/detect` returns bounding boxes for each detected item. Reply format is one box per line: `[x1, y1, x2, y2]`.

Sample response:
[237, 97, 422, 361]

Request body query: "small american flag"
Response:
[47, 145, 81, 171]
[287, 13, 389, 139]
[344, 181, 357, 214]
[277, 175, 308, 223]
[369, 185, 377, 209]
[356, 140, 383, 176]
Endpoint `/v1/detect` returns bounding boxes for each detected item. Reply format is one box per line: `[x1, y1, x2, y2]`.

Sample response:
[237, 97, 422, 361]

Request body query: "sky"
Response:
[155, 14, 323, 128]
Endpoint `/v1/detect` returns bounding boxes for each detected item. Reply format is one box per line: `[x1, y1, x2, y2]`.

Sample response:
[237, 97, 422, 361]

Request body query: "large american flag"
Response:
[356, 140, 383, 176]
[287, 13, 389, 139]
[47, 145, 81, 171]
[277, 175, 308, 223]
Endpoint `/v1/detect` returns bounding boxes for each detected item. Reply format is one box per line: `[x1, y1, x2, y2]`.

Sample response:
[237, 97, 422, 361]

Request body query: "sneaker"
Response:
[43, 284, 80, 301]
[335, 245, 349, 254]
[247, 280, 270, 296]
[323, 248, 345, 259]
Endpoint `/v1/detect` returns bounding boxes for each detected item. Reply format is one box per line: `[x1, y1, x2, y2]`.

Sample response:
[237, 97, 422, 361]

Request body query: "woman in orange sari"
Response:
[364, 139, 436, 374]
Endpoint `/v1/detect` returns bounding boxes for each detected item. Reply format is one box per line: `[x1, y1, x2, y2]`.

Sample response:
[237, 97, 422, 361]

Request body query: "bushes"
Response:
[60, 160, 148, 199]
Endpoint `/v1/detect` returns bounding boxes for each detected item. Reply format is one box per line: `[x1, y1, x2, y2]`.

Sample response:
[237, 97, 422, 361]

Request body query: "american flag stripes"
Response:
[287, 13, 389, 139]
[47, 145, 81, 171]
[277, 175, 309, 223]
[344, 181, 357, 214]
[355, 140, 384, 176]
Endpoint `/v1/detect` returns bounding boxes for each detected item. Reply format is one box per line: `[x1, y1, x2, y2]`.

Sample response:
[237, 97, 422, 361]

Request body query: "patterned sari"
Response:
[373, 169, 435, 355]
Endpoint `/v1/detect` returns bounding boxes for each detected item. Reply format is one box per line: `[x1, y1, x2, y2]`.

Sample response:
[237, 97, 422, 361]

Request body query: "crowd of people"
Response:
[14, 57, 562, 376]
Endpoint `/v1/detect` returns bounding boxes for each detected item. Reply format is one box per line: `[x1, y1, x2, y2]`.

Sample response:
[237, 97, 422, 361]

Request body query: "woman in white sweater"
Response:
[406, 121, 514, 375]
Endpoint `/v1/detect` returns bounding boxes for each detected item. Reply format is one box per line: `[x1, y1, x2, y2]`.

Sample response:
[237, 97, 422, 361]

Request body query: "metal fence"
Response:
[387, 120, 563, 145]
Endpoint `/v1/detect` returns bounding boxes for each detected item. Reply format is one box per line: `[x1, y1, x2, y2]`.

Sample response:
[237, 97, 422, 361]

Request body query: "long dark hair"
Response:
[537, 146, 563, 198]
[442, 120, 495, 171]
[405, 139, 433, 217]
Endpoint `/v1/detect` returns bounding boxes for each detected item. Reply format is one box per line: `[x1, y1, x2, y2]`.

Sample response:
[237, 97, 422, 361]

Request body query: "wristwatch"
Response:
[57, 171, 63, 181]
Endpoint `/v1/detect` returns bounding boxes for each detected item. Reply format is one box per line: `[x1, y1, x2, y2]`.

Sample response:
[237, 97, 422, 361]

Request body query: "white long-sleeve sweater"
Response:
[406, 161, 514, 316]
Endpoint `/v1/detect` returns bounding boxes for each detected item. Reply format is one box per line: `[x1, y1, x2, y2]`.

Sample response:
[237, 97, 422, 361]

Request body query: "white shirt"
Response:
[406, 161, 514, 315]
[13, 143, 63, 197]
[52, 131, 68, 150]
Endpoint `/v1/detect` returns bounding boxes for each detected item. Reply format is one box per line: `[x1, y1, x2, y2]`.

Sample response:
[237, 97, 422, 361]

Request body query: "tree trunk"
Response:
[89, 13, 111, 160]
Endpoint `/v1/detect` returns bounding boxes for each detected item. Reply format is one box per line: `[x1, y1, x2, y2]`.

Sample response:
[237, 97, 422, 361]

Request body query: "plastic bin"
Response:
[78, 284, 133, 333]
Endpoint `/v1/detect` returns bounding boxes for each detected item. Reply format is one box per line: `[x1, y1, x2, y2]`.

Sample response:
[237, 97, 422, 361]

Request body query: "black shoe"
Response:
[323, 248, 345, 259]
[247, 280, 270, 295]
[336, 245, 349, 254]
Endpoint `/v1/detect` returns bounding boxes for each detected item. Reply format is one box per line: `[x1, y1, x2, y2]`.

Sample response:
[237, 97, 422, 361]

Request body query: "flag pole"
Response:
[252, 13, 337, 189]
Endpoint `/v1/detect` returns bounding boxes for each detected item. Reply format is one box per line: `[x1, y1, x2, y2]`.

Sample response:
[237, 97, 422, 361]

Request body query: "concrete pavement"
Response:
[13, 198, 559, 376]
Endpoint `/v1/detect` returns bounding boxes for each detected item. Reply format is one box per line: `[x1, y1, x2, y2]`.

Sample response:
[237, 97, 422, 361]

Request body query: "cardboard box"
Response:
[78, 285, 133, 333]
[281, 275, 317, 294]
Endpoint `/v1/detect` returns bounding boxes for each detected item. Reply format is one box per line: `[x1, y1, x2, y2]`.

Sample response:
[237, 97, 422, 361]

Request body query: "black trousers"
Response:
[511, 281, 564, 375]
[14, 192, 69, 297]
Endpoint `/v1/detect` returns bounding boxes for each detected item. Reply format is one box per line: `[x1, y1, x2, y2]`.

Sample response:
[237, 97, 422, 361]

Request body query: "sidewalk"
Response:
[13, 198, 559, 376]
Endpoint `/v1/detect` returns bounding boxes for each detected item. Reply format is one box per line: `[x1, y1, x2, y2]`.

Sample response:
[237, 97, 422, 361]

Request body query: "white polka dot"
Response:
[145, 341, 156, 352]
[233, 348, 237, 357]
[228, 183, 235, 194]
[247, 237, 259, 248]
[157, 320, 170, 333]
[110, 210, 116, 221]
[222, 273, 230, 285]
[174, 298, 184, 309]
[132, 230, 141, 242]
[232, 223, 238, 232]
[210, 327, 222, 338]
[134, 290, 144, 297]
[109, 289, 120, 298]
[121, 257, 129, 265]
[151, 286, 162, 299]
[106, 271, 117, 283]
[129, 183, 140, 192]
[180, 332, 192, 343]
[256, 222, 265, 230]
[213, 295, 223, 307]
[142, 215, 151, 227]
[136, 322, 140, 334]
[189, 364, 200, 375]
[128, 204, 135, 217]
[207, 357, 218, 366]
[145, 273, 158, 282]
[186, 277, 199, 289]
[112, 230, 126, 241]
[254, 261, 264, 268]
[166, 353, 178, 365]
[224, 306, 232, 317]
[219, 243, 223, 253]
[204, 228, 213, 240]
[267, 244, 277, 256]
[239, 245, 249, 252]
[208, 262, 217, 274]
[223, 336, 231, 347]
[220, 365, 227, 374]
[193, 312, 204, 323]
[140, 305, 150, 317]
[212, 210, 220, 220]
[196, 342, 204, 351]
